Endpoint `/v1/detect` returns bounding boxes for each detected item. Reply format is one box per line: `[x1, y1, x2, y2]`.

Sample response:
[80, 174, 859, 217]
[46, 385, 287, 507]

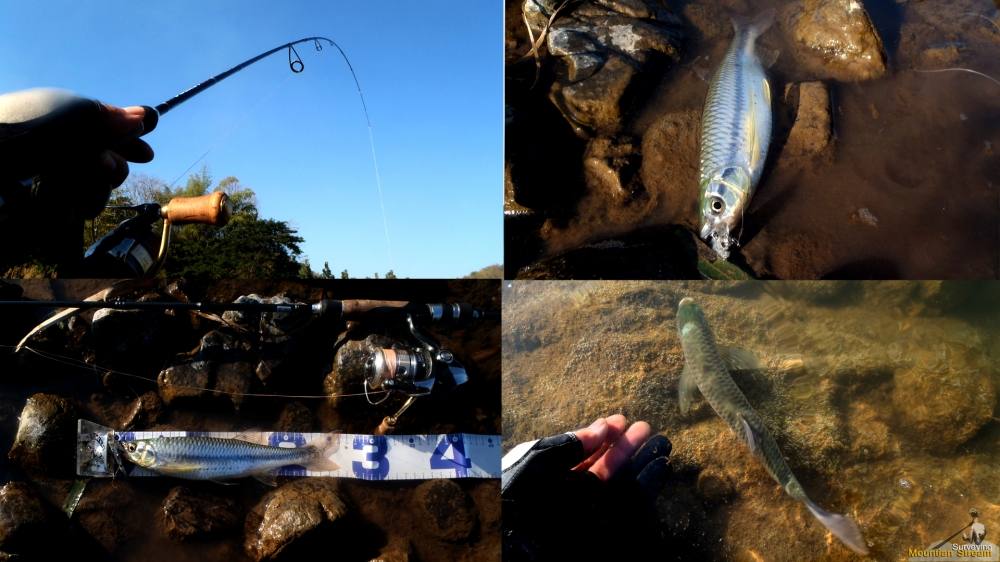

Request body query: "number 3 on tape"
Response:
[352, 435, 390, 480]
[430, 434, 471, 477]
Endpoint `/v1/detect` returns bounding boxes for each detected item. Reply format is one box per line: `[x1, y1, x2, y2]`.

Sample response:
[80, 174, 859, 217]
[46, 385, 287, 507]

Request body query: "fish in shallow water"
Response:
[698, 13, 774, 260]
[675, 297, 869, 555]
[118, 435, 339, 484]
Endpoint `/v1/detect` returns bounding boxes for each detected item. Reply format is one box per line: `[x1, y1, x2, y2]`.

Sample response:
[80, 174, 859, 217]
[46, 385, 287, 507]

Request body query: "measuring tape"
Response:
[76, 420, 500, 480]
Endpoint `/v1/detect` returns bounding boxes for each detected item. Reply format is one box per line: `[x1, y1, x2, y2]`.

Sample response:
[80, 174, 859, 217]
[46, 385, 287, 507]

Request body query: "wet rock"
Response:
[782, 0, 887, 82]
[198, 329, 254, 361]
[244, 478, 348, 562]
[161, 486, 241, 541]
[892, 356, 996, 451]
[74, 479, 139, 553]
[323, 335, 395, 397]
[157, 361, 211, 404]
[120, 391, 162, 430]
[214, 362, 256, 410]
[256, 359, 280, 385]
[524, 0, 684, 134]
[0, 482, 49, 553]
[782, 81, 833, 158]
[8, 393, 77, 475]
[222, 294, 302, 340]
[414, 480, 477, 542]
[277, 402, 315, 433]
[583, 136, 643, 203]
[91, 307, 162, 356]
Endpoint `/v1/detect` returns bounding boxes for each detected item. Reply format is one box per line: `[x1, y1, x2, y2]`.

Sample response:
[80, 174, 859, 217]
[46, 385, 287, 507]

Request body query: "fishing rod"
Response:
[3, 298, 495, 321]
[0, 36, 384, 276]
[80, 36, 372, 277]
[139, 36, 366, 134]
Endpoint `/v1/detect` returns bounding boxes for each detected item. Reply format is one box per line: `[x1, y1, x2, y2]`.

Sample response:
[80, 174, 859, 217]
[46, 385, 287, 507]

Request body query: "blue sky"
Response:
[0, 1, 502, 278]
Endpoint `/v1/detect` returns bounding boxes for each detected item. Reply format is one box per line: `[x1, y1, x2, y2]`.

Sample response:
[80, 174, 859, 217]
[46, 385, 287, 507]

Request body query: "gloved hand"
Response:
[0, 89, 154, 268]
[502, 415, 672, 562]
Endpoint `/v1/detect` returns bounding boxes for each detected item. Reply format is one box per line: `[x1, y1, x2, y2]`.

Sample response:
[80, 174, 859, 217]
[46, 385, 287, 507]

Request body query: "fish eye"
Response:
[125, 443, 136, 452]
[710, 198, 724, 214]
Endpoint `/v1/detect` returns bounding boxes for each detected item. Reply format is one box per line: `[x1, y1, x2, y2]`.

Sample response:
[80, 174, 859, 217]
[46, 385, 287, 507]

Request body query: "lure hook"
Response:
[288, 44, 304, 73]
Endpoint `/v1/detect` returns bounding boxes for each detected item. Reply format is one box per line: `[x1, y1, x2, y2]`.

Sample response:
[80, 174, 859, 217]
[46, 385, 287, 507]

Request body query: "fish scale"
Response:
[697, 15, 773, 259]
[675, 297, 869, 555]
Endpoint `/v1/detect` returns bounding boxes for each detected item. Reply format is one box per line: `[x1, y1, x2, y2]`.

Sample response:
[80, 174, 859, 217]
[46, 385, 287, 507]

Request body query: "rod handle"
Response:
[160, 192, 230, 225]
[139, 106, 159, 136]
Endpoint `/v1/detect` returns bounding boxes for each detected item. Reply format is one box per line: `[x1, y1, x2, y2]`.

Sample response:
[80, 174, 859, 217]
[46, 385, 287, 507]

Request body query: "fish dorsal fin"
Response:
[678, 362, 700, 415]
[739, 414, 759, 455]
[719, 345, 762, 371]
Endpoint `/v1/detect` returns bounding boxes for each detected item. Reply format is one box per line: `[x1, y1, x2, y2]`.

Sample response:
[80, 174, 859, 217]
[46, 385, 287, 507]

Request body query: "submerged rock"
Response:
[161, 486, 241, 541]
[584, 136, 644, 204]
[414, 480, 477, 542]
[782, 0, 887, 82]
[524, 0, 684, 134]
[120, 391, 162, 430]
[8, 393, 77, 475]
[892, 357, 996, 452]
[782, 81, 833, 159]
[0, 482, 49, 553]
[244, 479, 348, 561]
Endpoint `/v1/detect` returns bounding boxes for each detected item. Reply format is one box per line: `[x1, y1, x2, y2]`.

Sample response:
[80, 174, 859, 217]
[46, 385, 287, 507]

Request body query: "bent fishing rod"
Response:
[138, 36, 368, 134]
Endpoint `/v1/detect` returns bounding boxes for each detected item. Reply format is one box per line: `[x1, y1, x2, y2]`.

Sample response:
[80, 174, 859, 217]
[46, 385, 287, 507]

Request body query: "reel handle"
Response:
[159, 192, 230, 226]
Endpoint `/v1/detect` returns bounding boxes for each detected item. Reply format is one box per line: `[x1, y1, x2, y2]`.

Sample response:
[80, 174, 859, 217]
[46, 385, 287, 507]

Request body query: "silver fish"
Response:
[676, 297, 869, 555]
[698, 13, 774, 260]
[118, 435, 339, 483]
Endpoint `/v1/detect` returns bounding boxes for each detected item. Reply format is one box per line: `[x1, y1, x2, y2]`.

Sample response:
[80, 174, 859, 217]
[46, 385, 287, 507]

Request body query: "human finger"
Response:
[588, 420, 651, 481]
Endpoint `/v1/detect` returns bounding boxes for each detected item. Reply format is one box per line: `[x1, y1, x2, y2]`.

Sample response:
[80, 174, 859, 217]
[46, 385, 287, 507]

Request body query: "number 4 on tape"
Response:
[430, 434, 471, 477]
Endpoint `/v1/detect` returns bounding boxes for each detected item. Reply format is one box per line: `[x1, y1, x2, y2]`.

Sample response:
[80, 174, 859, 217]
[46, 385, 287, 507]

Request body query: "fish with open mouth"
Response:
[698, 12, 774, 260]
[675, 297, 869, 555]
[117, 434, 339, 484]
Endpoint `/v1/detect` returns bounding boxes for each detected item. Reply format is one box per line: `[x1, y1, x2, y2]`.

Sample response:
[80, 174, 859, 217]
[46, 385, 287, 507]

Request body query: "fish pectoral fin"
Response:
[209, 479, 239, 486]
[252, 472, 279, 487]
[739, 415, 760, 455]
[678, 363, 700, 415]
[719, 345, 763, 371]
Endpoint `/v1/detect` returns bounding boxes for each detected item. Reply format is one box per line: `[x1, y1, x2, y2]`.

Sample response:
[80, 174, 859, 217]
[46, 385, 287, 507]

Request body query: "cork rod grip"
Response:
[160, 192, 231, 225]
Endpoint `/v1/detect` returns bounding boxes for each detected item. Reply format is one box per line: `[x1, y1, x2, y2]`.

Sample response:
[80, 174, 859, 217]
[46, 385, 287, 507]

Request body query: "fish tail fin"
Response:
[803, 498, 870, 555]
[731, 8, 776, 43]
[305, 434, 341, 473]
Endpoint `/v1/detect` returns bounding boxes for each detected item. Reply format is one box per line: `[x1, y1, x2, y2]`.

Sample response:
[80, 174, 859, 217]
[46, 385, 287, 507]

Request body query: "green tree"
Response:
[299, 258, 314, 279]
[385, 270, 397, 279]
[321, 261, 333, 278]
[340, 269, 349, 279]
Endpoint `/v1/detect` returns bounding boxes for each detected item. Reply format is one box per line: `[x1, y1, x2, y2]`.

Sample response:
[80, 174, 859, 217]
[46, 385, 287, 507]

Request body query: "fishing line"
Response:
[5, 344, 388, 401]
[150, 36, 395, 268]
[915, 68, 1000, 88]
[317, 40, 394, 269]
